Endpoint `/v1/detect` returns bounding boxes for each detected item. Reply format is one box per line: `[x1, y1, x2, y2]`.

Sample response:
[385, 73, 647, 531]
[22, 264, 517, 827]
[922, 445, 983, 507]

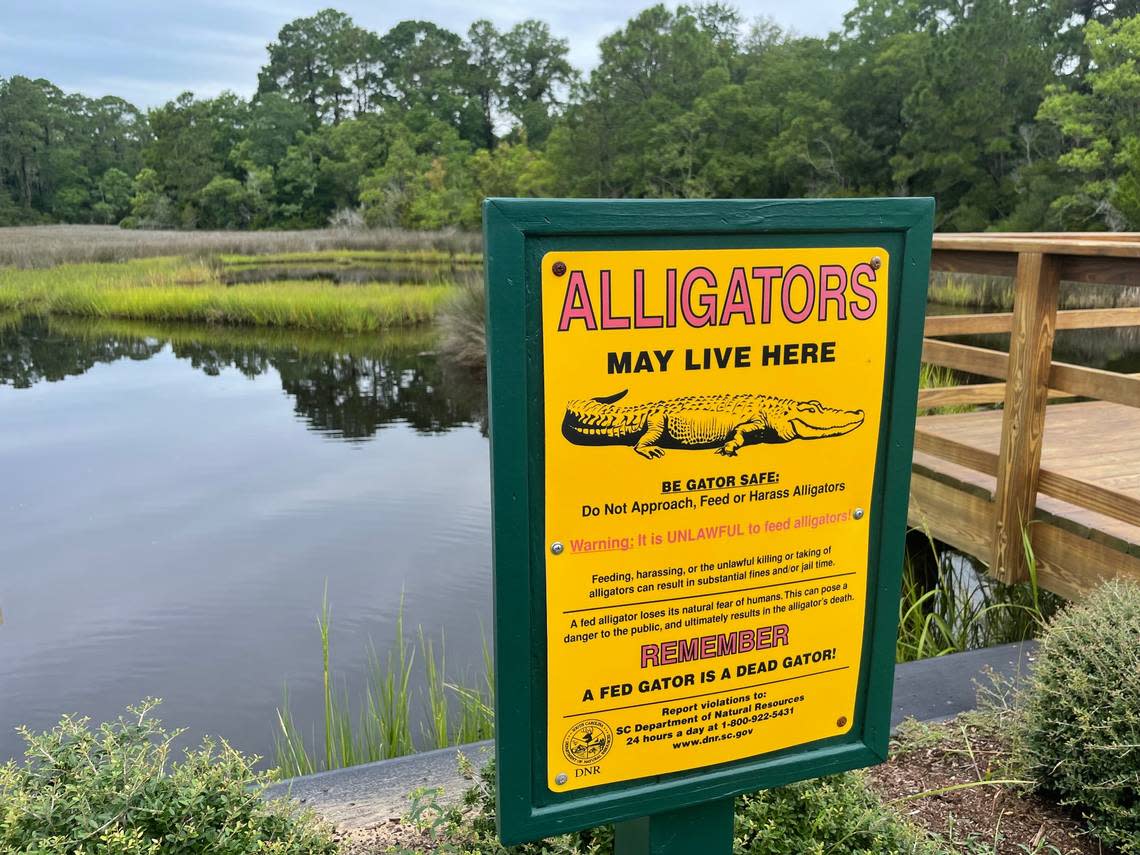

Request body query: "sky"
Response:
[0, 0, 851, 107]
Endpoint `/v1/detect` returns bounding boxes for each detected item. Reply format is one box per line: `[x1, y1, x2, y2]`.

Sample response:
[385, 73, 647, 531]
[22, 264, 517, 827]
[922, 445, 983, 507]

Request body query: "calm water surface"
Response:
[0, 318, 490, 764]
[2, 307, 1136, 766]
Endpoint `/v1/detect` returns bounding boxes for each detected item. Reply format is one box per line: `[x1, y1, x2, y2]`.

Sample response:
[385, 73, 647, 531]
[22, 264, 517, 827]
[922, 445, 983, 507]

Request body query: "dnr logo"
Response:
[562, 719, 613, 768]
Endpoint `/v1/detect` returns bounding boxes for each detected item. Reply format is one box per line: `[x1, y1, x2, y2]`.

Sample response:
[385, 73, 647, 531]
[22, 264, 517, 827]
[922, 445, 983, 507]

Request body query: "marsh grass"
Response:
[896, 529, 1059, 663]
[929, 271, 1140, 310]
[917, 363, 975, 415]
[273, 597, 493, 779]
[0, 257, 455, 331]
[45, 315, 438, 358]
[219, 250, 482, 267]
[0, 224, 481, 268]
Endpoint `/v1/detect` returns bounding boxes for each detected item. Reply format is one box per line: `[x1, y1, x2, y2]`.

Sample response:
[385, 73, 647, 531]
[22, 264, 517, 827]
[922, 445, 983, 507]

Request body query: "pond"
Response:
[0, 317, 491, 765]
[2, 303, 1137, 768]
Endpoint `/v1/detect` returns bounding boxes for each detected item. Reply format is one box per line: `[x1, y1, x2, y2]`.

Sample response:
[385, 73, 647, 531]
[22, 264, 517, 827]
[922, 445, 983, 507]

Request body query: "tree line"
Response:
[1, 1, 1138, 232]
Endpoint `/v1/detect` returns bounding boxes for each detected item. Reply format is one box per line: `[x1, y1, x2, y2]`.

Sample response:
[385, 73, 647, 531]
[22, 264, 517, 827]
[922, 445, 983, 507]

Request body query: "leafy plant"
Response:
[0, 699, 336, 855]
[392, 758, 942, 854]
[1014, 580, 1140, 853]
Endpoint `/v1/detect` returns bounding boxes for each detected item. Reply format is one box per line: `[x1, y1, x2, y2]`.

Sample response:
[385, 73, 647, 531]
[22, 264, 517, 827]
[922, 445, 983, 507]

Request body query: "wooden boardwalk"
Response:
[911, 233, 1140, 600]
[912, 402, 1140, 593]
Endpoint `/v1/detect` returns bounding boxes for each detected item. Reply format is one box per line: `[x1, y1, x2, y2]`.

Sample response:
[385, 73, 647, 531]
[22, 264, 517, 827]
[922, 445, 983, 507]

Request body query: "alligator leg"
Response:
[717, 421, 765, 456]
[634, 412, 667, 459]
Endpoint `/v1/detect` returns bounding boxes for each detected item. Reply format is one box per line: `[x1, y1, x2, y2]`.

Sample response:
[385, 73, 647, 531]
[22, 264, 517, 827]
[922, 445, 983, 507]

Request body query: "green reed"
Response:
[273, 596, 493, 779]
[896, 528, 1059, 663]
[917, 362, 975, 416]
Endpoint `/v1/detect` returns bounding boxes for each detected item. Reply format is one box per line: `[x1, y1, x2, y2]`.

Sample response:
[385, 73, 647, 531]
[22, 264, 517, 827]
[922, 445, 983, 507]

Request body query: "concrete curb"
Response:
[264, 641, 1036, 829]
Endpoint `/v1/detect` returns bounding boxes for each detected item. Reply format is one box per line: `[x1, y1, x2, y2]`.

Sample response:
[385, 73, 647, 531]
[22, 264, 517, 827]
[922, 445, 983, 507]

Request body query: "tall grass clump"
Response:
[1014, 580, 1140, 852]
[438, 278, 486, 371]
[0, 257, 454, 331]
[895, 529, 1058, 663]
[917, 362, 974, 415]
[0, 699, 336, 855]
[273, 596, 493, 779]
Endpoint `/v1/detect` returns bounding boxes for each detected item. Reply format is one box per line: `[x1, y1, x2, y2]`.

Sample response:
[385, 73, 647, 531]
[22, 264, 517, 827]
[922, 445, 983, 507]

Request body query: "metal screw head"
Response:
[555, 772, 568, 785]
[853, 507, 865, 520]
[837, 716, 848, 728]
[870, 256, 882, 270]
[550, 541, 564, 555]
[552, 261, 567, 276]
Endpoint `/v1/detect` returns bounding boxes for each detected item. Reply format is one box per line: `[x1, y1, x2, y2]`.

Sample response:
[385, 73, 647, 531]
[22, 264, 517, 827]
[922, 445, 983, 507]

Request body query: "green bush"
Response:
[733, 774, 941, 854]
[1016, 580, 1140, 852]
[404, 758, 939, 854]
[0, 699, 337, 855]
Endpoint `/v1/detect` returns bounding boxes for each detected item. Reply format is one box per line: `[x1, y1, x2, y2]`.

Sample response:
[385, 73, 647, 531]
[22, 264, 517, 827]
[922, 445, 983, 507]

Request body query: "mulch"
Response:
[866, 717, 1110, 854]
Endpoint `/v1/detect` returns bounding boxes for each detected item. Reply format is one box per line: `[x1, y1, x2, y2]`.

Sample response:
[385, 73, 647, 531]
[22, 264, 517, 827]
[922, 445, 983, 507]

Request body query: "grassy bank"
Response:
[45, 314, 440, 357]
[0, 257, 455, 331]
[0, 224, 481, 268]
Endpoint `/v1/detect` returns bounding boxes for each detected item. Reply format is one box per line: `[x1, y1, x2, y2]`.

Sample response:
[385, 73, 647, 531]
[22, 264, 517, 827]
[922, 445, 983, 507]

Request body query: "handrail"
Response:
[934, 233, 1140, 257]
[919, 233, 1140, 585]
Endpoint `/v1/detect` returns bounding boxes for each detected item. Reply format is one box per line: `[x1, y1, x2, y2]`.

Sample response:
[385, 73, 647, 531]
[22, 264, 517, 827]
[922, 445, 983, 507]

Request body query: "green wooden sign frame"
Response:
[484, 197, 934, 845]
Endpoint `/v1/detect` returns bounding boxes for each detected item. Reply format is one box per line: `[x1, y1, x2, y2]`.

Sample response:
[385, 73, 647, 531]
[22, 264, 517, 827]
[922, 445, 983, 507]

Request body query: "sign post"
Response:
[485, 198, 933, 850]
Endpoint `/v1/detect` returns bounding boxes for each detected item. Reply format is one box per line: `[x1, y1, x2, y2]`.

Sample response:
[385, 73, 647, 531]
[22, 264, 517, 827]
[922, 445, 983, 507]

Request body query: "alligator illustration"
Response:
[562, 390, 865, 458]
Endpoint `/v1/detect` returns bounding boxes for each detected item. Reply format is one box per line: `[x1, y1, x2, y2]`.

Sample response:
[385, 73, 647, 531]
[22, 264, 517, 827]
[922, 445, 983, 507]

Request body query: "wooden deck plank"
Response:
[913, 401, 1140, 554]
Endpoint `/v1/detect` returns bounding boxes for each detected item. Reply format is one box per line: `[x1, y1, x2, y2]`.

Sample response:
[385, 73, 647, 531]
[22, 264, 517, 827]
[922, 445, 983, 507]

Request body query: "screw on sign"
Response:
[484, 198, 935, 855]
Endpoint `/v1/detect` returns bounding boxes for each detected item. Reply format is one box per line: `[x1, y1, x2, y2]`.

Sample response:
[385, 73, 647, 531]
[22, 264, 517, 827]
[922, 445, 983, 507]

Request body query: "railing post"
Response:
[991, 251, 1060, 583]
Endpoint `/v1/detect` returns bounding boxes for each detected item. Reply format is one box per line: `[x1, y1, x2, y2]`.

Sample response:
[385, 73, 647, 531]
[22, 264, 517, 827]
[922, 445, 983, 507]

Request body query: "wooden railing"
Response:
[916, 233, 1140, 593]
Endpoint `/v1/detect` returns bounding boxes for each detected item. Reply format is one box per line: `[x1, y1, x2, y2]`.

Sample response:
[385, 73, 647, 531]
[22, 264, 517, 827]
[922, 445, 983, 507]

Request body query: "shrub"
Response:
[0, 699, 337, 855]
[733, 774, 942, 854]
[1016, 580, 1140, 852]
[405, 758, 939, 854]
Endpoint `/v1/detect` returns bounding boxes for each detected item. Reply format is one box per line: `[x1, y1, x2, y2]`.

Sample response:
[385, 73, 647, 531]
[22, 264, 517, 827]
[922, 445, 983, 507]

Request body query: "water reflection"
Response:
[0, 317, 164, 389]
[0, 317, 487, 439]
[0, 315, 493, 766]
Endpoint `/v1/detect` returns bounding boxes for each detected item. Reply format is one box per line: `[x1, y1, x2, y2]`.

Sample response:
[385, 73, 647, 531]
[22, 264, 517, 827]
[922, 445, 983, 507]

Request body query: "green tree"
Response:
[126, 167, 177, 228]
[891, 0, 1057, 230]
[238, 92, 311, 169]
[93, 167, 133, 223]
[143, 91, 249, 224]
[359, 118, 476, 228]
[547, 4, 737, 197]
[257, 9, 362, 125]
[500, 20, 575, 144]
[193, 172, 273, 229]
[0, 76, 58, 213]
[273, 112, 395, 226]
[465, 20, 506, 149]
[375, 21, 483, 142]
[1037, 14, 1140, 229]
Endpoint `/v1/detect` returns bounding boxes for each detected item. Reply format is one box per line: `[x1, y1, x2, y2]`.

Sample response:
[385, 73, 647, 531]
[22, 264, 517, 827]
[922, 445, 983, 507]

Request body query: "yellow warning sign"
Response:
[541, 247, 890, 791]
